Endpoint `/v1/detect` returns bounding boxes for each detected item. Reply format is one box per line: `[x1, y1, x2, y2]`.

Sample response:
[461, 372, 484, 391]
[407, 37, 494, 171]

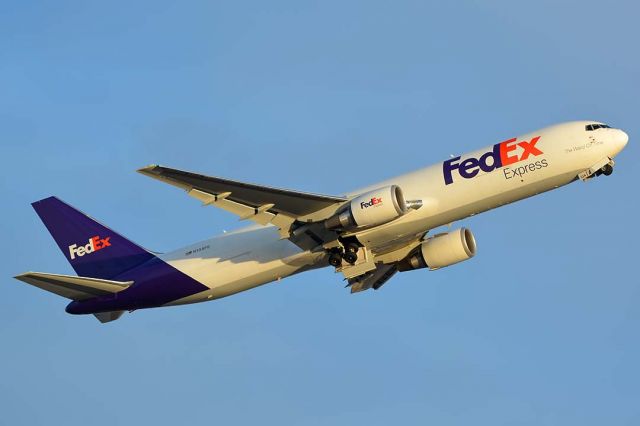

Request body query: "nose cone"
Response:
[610, 129, 629, 157]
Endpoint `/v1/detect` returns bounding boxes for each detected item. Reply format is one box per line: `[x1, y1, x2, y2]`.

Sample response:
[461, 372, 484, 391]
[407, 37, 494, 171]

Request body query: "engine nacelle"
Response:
[398, 228, 477, 271]
[325, 185, 407, 230]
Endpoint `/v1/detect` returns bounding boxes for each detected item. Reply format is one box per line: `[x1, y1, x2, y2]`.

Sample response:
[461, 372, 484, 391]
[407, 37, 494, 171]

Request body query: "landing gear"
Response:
[327, 242, 361, 268]
[328, 253, 343, 267]
[595, 164, 614, 177]
[343, 243, 359, 264]
[343, 251, 358, 264]
[579, 158, 615, 181]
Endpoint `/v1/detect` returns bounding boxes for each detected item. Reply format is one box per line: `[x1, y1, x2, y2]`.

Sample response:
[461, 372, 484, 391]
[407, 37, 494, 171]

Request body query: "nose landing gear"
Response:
[579, 158, 615, 181]
[600, 164, 613, 176]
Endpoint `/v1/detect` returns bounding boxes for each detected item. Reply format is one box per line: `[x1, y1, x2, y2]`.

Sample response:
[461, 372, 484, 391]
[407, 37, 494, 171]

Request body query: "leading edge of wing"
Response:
[137, 164, 347, 217]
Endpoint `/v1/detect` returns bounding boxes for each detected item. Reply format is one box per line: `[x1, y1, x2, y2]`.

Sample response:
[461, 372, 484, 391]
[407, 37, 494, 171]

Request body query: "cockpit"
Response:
[585, 123, 611, 131]
[582, 121, 628, 158]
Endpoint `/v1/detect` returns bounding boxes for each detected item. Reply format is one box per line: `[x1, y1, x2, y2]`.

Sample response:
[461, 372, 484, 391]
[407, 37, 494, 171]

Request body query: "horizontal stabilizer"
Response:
[14, 272, 132, 301]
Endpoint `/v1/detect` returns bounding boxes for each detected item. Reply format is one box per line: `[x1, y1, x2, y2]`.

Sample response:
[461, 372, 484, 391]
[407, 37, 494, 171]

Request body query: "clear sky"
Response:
[1, 1, 639, 424]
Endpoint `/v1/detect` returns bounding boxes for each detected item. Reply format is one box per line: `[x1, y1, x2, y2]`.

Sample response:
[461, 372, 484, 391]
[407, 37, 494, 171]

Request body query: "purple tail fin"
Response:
[32, 197, 156, 279]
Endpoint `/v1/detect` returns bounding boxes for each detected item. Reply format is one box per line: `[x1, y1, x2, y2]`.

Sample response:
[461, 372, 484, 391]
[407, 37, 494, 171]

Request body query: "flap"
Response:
[348, 264, 398, 293]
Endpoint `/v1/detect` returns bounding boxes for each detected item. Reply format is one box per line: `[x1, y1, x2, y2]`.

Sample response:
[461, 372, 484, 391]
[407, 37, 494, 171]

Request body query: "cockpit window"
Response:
[586, 123, 611, 131]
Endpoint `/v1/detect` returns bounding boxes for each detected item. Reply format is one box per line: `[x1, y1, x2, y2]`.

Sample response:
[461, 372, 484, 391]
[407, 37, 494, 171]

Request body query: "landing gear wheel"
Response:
[601, 164, 613, 176]
[345, 243, 359, 254]
[328, 253, 343, 267]
[343, 251, 358, 264]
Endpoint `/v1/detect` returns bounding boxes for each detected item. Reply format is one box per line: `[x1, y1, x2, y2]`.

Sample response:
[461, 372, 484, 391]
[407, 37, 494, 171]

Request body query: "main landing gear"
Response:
[328, 252, 342, 267]
[343, 243, 359, 264]
[327, 243, 361, 268]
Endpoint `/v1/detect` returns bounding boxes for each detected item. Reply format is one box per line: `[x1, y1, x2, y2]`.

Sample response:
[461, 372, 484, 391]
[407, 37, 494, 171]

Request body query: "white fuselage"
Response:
[161, 121, 628, 306]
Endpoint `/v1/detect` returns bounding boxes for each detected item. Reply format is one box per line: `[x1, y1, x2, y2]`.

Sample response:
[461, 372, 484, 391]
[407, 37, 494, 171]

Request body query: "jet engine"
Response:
[325, 185, 407, 230]
[398, 228, 477, 271]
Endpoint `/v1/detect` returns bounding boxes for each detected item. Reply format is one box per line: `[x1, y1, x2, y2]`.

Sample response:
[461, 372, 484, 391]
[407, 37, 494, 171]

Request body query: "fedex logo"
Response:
[360, 197, 383, 209]
[68, 235, 111, 260]
[443, 136, 543, 185]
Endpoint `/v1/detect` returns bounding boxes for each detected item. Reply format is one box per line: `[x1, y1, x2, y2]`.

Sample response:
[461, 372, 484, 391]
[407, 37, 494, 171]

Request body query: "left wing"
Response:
[138, 165, 347, 237]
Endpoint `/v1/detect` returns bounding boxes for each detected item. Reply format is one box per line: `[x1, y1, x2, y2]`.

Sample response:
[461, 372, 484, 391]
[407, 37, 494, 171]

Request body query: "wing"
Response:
[138, 165, 425, 287]
[138, 165, 346, 237]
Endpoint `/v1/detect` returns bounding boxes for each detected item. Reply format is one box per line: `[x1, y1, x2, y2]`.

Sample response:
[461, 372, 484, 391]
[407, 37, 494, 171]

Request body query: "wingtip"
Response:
[136, 164, 160, 175]
[13, 272, 32, 281]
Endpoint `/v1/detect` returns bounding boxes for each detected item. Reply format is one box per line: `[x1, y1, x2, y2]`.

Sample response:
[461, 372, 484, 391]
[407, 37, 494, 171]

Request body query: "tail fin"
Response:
[31, 197, 155, 279]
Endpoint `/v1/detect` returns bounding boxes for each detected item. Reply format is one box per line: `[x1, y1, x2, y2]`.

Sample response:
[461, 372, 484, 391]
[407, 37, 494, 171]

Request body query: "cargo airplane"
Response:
[14, 121, 628, 322]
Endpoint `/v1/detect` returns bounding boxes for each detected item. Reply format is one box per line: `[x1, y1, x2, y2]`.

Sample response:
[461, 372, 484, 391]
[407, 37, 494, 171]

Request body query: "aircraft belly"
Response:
[161, 227, 324, 306]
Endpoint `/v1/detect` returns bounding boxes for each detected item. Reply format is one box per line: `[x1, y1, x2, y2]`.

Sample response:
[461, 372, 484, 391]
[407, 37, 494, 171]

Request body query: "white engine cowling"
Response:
[325, 185, 407, 230]
[399, 228, 477, 271]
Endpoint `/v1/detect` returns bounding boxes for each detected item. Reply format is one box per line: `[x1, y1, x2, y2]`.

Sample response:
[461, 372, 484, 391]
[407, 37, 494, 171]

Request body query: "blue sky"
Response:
[1, 1, 639, 424]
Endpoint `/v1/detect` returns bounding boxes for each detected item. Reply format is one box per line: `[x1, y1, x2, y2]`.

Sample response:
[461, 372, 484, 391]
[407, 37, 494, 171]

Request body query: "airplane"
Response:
[13, 121, 628, 323]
